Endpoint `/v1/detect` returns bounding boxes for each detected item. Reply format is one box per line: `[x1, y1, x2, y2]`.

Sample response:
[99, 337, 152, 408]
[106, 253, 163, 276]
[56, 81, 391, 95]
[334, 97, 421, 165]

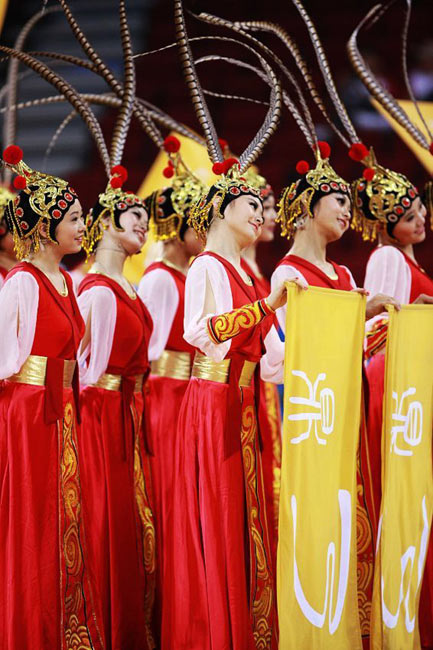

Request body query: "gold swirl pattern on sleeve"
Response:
[207, 299, 273, 344]
[131, 398, 157, 650]
[240, 400, 277, 649]
[60, 401, 103, 650]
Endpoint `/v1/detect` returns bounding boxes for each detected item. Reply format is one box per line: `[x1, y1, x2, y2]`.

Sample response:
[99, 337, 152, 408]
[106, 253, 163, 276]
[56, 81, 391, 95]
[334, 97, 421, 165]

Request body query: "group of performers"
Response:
[0, 0, 432, 649]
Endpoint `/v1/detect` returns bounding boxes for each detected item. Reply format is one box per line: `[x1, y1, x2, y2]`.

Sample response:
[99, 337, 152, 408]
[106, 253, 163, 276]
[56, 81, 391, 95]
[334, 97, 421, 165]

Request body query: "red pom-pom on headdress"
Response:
[296, 160, 310, 174]
[163, 135, 181, 154]
[163, 166, 174, 179]
[218, 138, 229, 152]
[222, 157, 239, 174]
[3, 145, 23, 165]
[212, 162, 224, 175]
[349, 143, 369, 162]
[317, 141, 331, 159]
[363, 168, 375, 181]
[13, 175, 27, 190]
[111, 164, 128, 182]
[110, 176, 124, 189]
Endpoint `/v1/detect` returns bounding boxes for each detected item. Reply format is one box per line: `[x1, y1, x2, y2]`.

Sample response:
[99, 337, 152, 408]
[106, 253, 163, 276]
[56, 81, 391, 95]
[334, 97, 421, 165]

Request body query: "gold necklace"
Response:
[28, 260, 68, 296]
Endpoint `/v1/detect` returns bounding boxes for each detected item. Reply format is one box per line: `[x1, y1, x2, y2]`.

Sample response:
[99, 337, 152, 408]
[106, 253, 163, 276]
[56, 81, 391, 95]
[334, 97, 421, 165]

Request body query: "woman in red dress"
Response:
[138, 136, 204, 639]
[162, 158, 289, 650]
[351, 159, 433, 648]
[241, 173, 282, 572]
[0, 146, 103, 649]
[346, 12, 433, 642]
[0, 187, 16, 288]
[77, 167, 156, 650]
[271, 146, 398, 647]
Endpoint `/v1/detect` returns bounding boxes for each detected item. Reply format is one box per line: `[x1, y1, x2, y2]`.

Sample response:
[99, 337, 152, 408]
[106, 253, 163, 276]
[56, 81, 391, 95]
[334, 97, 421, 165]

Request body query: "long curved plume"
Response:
[347, 2, 429, 149]
[110, 0, 136, 165]
[2, 6, 61, 183]
[234, 20, 349, 147]
[0, 45, 111, 174]
[173, 0, 223, 163]
[195, 54, 316, 149]
[194, 11, 317, 150]
[0, 92, 205, 144]
[43, 108, 76, 168]
[57, 0, 162, 149]
[401, 0, 432, 143]
[290, 0, 359, 144]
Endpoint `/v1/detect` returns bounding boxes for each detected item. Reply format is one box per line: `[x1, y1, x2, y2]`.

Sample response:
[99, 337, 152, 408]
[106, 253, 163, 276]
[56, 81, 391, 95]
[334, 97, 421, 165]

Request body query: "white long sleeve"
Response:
[0, 271, 39, 379]
[364, 246, 411, 305]
[270, 264, 308, 333]
[184, 256, 233, 362]
[77, 286, 117, 386]
[137, 268, 179, 361]
[261, 325, 284, 383]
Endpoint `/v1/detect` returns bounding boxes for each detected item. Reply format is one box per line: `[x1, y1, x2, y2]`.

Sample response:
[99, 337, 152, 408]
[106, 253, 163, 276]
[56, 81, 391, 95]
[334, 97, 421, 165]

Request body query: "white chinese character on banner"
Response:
[390, 388, 423, 456]
[288, 370, 335, 445]
[380, 496, 429, 632]
[292, 490, 351, 633]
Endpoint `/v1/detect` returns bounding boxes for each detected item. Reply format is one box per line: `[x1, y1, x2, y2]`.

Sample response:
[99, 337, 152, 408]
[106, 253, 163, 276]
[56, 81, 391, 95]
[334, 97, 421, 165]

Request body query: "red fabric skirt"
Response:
[366, 354, 433, 648]
[79, 386, 155, 650]
[0, 381, 103, 650]
[162, 376, 277, 650]
[147, 374, 189, 639]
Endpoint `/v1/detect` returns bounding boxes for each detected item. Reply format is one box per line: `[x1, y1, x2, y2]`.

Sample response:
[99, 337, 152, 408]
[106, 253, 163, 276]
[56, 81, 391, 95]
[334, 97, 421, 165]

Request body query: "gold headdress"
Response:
[351, 148, 418, 241]
[145, 135, 206, 242]
[277, 148, 349, 239]
[189, 160, 262, 238]
[2, 145, 78, 259]
[82, 165, 145, 257]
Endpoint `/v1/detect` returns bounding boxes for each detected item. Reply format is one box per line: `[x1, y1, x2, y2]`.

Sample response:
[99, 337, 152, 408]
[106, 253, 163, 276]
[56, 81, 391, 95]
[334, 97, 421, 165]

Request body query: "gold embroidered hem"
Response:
[191, 352, 257, 387]
[7, 355, 76, 388]
[131, 397, 156, 649]
[59, 402, 103, 649]
[92, 373, 144, 392]
[240, 400, 276, 648]
[150, 350, 192, 381]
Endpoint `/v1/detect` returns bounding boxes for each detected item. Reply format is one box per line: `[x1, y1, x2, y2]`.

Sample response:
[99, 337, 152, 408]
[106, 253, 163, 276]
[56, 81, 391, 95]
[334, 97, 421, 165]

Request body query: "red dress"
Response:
[143, 261, 194, 638]
[276, 254, 375, 646]
[241, 257, 282, 571]
[365, 251, 433, 649]
[0, 262, 103, 650]
[162, 252, 278, 650]
[78, 274, 156, 650]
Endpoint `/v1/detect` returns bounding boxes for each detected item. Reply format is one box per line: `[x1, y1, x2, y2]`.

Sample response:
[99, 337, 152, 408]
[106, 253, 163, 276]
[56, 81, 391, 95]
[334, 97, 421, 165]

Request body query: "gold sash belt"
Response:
[191, 352, 257, 387]
[7, 354, 76, 388]
[150, 350, 192, 381]
[93, 373, 144, 393]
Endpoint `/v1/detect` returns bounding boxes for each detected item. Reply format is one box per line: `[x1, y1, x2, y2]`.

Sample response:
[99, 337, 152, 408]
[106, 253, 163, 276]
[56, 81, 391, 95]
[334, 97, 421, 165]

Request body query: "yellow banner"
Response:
[278, 284, 365, 649]
[371, 305, 433, 649]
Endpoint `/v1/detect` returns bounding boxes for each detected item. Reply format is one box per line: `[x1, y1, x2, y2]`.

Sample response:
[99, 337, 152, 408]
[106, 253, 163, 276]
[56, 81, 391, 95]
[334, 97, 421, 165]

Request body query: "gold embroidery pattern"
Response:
[207, 300, 270, 344]
[59, 402, 98, 650]
[131, 399, 156, 650]
[264, 382, 282, 542]
[240, 402, 275, 649]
